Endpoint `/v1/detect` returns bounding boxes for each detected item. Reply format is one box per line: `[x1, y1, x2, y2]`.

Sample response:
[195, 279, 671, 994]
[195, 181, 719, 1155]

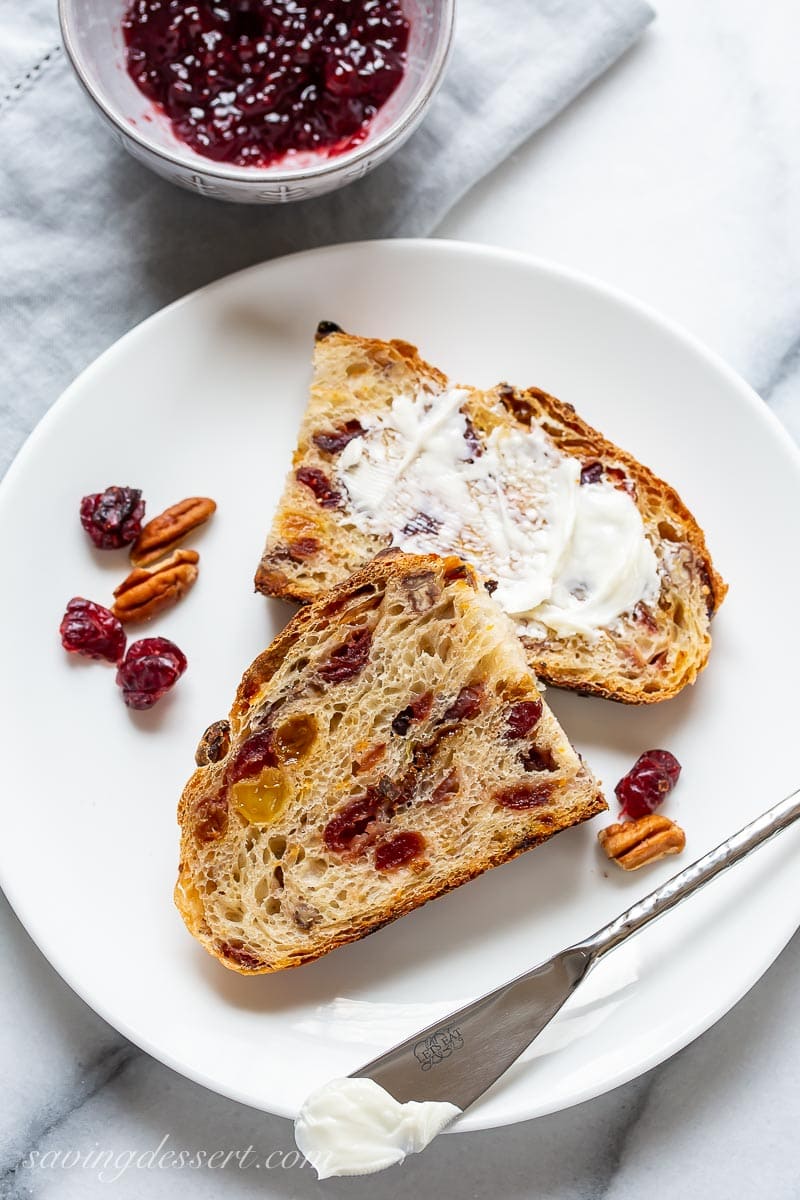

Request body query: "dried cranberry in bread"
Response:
[176, 553, 605, 973]
[256, 325, 726, 704]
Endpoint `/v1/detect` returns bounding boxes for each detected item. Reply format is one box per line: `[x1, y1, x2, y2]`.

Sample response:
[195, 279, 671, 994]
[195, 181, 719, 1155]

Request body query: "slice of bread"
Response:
[255, 325, 726, 704]
[177, 552, 605, 973]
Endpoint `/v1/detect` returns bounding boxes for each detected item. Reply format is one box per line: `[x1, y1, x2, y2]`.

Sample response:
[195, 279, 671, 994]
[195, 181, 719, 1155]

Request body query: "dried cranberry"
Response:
[59, 597, 126, 664]
[318, 627, 372, 684]
[115, 637, 187, 710]
[606, 466, 636, 497]
[463, 415, 483, 460]
[312, 420, 365, 455]
[286, 538, 320, 561]
[402, 512, 442, 537]
[634, 602, 658, 632]
[505, 699, 543, 739]
[80, 486, 144, 550]
[443, 684, 484, 722]
[615, 749, 682, 819]
[495, 782, 553, 810]
[295, 467, 342, 508]
[227, 731, 278, 784]
[580, 462, 604, 486]
[430, 770, 460, 804]
[217, 943, 263, 970]
[392, 691, 434, 737]
[324, 793, 381, 853]
[375, 831, 425, 871]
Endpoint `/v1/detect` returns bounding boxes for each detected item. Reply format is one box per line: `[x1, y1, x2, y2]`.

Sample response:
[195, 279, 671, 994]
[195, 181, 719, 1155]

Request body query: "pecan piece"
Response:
[292, 902, 322, 930]
[216, 941, 265, 970]
[194, 788, 229, 843]
[112, 548, 199, 623]
[130, 497, 216, 567]
[399, 570, 441, 614]
[598, 814, 686, 871]
[429, 769, 460, 804]
[195, 719, 231, 766]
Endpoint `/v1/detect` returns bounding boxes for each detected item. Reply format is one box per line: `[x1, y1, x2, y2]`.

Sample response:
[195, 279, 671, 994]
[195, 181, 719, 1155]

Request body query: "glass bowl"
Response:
[58, 0, 455, 204]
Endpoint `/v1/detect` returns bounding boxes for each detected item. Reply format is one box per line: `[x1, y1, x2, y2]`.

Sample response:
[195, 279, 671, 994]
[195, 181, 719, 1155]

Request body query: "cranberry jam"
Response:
[122, 0, 410, 167]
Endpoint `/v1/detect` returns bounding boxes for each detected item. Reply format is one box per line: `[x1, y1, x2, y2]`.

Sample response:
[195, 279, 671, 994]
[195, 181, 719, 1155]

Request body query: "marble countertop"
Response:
[3, 0, 799, 1196]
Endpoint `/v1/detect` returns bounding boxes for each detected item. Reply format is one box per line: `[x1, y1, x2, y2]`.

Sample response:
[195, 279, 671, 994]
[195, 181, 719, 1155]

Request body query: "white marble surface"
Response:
[2, 0, 800, 1196]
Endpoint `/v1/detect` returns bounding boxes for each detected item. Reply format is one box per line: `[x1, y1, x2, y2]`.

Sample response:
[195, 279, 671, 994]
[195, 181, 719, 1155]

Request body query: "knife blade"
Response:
[353, 785, 800, 1112]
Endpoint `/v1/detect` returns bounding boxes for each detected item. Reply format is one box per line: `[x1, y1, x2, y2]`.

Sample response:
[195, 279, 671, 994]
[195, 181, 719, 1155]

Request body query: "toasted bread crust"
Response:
[178, 552, 605, 974]
[255, 328, 726, 704]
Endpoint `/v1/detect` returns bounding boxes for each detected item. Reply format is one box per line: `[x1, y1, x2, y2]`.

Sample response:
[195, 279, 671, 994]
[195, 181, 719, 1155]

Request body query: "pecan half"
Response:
[598, 814, 686, 871]
[112, 548, 199, 623]
[131, 497, 216, 567]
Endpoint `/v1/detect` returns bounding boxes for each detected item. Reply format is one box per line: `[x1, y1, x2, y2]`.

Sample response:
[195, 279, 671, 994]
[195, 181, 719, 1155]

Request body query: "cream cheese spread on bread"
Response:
[336, 386, 660, 639]
[295, 1077, 460, 1178]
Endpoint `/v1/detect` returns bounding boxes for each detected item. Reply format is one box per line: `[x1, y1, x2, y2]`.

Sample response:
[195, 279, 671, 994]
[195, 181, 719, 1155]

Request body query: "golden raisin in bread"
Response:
[177, 553, 605, 974]
[256, 325, 726, 704]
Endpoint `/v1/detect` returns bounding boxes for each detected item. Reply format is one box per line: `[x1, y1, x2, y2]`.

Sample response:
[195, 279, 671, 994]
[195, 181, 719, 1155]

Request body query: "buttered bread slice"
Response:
[176, 553, 605, 973]
[256, 324, 726, 703]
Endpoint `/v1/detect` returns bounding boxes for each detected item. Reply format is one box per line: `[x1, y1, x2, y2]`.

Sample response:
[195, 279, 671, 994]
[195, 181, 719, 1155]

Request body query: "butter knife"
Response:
[353, 786, 800, 1110]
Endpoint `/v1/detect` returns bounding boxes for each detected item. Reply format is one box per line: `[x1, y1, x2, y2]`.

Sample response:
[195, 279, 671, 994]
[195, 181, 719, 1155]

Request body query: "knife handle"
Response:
[579, 786, 800, 962]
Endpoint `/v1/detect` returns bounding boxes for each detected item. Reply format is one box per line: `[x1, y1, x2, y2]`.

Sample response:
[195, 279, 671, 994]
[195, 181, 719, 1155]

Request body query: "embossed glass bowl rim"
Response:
[58, 0, 455, 186]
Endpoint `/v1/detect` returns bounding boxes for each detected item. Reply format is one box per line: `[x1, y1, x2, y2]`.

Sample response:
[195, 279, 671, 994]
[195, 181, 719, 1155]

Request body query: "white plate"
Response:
[1, 240, 798, 1132]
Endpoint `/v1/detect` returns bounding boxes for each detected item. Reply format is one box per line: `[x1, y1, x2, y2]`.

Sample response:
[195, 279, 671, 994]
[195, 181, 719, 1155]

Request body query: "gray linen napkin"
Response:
[0, 0, 653, 476]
